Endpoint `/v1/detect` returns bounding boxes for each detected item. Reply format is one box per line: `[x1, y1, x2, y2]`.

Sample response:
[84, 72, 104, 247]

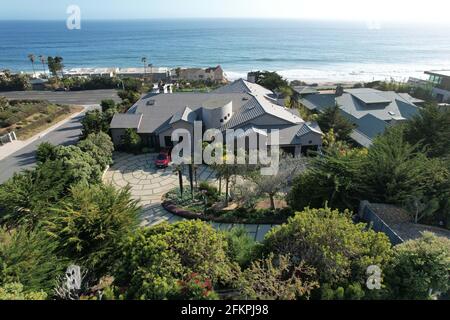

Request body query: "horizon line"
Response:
[0, 17, 449, 25]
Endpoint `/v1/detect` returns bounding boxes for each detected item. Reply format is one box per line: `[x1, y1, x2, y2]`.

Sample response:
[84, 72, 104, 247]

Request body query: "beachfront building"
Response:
[63, 67, 119, 78]
[425, 70, 450, 103]
[117, 67, 172, 82]
[299, 87, 422, 147]
[110, 79, 323, 156]
[172, 66, 227, 84]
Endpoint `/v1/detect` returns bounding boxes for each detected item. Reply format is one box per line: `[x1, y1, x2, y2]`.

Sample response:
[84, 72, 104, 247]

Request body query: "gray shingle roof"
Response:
[213, 78, 274, 98]
[110, 114, 142, 129]
[111, 79, 318, 143]
[292, 86, 318, 95]
[170, 106, 197, 124]
[337, 88, 420, 121]
[128, 92, 251, 134]
[299, 93, 336, 112]
[269, 121, 323, 145]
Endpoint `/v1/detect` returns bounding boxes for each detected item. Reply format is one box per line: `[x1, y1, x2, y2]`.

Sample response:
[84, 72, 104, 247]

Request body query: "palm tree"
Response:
[28, 54, 36, 77]
[141, 57, 147, 81]
[38, 55, 47, 76]
[188, 164, 194, 200]
[173, 164, 184, 198]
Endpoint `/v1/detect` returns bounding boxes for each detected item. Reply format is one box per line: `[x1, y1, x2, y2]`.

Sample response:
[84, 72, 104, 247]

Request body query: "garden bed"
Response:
[162, 186, 293, 225]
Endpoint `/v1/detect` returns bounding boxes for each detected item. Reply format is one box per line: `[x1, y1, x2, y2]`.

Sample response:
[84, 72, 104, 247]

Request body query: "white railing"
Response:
[0, 131, 17, 146]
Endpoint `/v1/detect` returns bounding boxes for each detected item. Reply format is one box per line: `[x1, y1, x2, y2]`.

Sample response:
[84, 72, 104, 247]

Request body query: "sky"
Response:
[1, 0, 450, 24]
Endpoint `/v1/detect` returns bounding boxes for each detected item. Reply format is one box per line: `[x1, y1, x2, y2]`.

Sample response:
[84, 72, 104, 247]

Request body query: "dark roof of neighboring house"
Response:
[367, 203, 450, 242]
[299, 93, 336, 112]
[425, 70, 450, 78]
[205, 65, 223, 73]
[213, 78, 275, 98]
[292, 86, 319, 96]
[300, 88, 422, 146]
[337, 88, 421, 122]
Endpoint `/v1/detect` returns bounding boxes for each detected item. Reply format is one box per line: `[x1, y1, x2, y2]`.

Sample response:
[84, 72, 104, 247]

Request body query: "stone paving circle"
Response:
[103, 152, 276, 242]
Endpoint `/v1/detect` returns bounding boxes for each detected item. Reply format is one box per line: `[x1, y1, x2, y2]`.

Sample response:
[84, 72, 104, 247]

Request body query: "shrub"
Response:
[36, 142, 58, 164]
[263, 207, 393, 297]
[52, 145, 102, 185]
[115, 220, 239, 300]
[198, 182, 219, 203]
[385, 232, 450, 300]
[78, 132, 114, 171]
[0, 283, 47, 300]
[81, 109, 111, 138]
[100, 99, 116, 113]
[240, 254, 318, 300]
[225, 227, 261, 268]
[121, 128, 142, 154]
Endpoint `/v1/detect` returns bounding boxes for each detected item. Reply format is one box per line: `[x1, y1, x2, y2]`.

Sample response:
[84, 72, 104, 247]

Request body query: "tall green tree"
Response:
[403, 103, 450, 158]
[287, 146, 367, 211]
[0, 227, 65, 295]
[363, 127, 443, 204]
[38, 55, 47, 76]
[121, 128, 142, 153]
[100, 99, 116, 113]
[45, 184, 140, 278]
[317, 106, 354, 141]
[81, 109, 111, 138]
[0, 161, 72, 228]
[47, 56, 64, 79]
[27, 54, 36, 78]
[255, 71, 289, 91]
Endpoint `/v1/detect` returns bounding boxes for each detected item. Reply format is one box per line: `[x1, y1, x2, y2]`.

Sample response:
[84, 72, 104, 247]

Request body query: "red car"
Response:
[155, 151, 171, 168]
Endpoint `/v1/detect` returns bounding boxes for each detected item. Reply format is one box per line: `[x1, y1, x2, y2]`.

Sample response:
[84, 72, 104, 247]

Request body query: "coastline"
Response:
[9, 65, 437, 87]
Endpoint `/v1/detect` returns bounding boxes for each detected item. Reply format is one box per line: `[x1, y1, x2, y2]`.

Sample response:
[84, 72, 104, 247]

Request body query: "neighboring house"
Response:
[359, 201, 450, 245]
[299, 87, 422, 147]
[173, 66, 227, 83]
[63, 67, 118, 78]
[30, 78, 48, 90]
[424, 70, 450, 103]
[117, 67, 172, 82]
[110, 79, 323, 156]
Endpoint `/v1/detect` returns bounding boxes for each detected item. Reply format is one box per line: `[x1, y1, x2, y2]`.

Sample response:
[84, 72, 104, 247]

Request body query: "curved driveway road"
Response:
[0, 90, 119, 184]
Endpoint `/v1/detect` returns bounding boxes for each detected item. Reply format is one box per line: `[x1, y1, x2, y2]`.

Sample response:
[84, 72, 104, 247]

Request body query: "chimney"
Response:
[335, 85, 344, 97]
[247, 72, 258, 83]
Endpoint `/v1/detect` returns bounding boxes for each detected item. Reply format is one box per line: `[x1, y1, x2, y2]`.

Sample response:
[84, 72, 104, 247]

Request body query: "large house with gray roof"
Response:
[110, 79, 323, 156]
[299, 87, 423, 147]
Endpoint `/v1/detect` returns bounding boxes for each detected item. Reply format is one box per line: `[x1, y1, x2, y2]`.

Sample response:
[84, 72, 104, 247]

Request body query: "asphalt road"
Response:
[1, 89, 120, 105]
[0, 90, 120, 184]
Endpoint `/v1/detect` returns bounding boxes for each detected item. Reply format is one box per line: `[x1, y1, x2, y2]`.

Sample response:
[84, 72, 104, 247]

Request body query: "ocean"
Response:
[1, 19, 450, 83]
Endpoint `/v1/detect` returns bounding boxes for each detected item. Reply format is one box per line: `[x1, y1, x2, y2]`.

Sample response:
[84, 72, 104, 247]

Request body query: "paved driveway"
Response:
[1, 89, 120, 105]
[104, 153, 276, 242]
[0, 106, 100, 184]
